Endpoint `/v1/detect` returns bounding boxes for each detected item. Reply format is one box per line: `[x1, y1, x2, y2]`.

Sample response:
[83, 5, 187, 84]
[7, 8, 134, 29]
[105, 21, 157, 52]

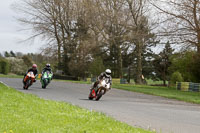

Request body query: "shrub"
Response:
[170, 71, 183, 84]
[6, 57, 27, 75]
[0, 58, 10, 75]
[169, 51, 197, 82]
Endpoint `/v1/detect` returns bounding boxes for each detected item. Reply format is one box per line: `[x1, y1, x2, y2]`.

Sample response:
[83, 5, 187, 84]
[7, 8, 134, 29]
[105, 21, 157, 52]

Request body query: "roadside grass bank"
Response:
[0, 83, 152, 133]
[112, 84, 200, 104]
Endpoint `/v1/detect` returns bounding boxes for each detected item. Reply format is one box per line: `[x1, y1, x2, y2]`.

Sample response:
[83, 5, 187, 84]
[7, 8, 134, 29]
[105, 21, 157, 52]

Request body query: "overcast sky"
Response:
[0, 0, 166, 55]
[0, 0, 42, 54]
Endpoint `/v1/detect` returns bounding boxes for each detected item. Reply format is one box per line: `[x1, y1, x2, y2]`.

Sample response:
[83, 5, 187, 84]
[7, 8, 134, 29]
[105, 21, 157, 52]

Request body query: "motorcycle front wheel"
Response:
[95, 91, 103, 101]
[42, 80, 46, 89]
[88, 96, 93, 100]
[24, 79, 31, 90]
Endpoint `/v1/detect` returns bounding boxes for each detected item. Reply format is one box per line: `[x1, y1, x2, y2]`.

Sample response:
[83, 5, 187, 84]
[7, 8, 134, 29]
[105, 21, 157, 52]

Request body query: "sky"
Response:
[0, 0, 42, 54]
[0, 0, 166, 55]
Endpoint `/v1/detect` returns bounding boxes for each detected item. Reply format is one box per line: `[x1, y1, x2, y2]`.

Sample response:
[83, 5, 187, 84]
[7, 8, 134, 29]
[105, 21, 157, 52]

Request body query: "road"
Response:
[1, 78, 200, 133]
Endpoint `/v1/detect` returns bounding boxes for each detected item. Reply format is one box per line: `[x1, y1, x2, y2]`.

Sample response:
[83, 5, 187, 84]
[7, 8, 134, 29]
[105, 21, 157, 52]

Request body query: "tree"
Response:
[169, 51, 196, 82]
[151, 0, 200, 54]
[82, 0, 156, 80]
[22, 55, 33, 68]
[153, 41, 174, 85]
[125, 0, 156, 84]
[10, 51, 16, 57]
[14, 0, 74, 68]
[14, 0, 156, 80]
[85, 0, 130, 78]
[140, 42, 156, 80]
[169, 51, 200, 82]
[89, 57, 105, 77]
[4, 51, 10, 57]
[14, 0, 95, 75]
[68, 41, 93, 78]
[190, 53, 200, 82]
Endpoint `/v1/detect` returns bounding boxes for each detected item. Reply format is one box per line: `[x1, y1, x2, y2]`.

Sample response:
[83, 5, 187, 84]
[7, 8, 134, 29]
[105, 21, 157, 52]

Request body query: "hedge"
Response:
[0, 58, 10, 75]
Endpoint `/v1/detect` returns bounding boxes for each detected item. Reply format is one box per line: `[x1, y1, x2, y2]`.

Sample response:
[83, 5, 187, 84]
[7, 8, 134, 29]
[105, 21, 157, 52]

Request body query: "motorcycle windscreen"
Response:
[27, 72, 35, 78]
[43, 72, 48, 78]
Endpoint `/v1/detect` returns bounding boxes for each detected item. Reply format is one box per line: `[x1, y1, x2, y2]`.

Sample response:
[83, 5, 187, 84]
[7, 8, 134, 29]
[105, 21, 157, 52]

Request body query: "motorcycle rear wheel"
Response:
[24, 80, 30, 90]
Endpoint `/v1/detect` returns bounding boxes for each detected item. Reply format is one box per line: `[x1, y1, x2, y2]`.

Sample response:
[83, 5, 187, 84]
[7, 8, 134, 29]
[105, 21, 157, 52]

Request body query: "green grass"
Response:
[0, 83, 152, 133]
[112, 84, 200, 104]
[146, 79, 168, 85]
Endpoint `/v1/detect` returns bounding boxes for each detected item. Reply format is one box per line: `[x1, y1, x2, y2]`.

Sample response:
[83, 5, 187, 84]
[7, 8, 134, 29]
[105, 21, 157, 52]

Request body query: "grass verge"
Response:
[112, 84, 200, 104]
[0, 83, 152, 133]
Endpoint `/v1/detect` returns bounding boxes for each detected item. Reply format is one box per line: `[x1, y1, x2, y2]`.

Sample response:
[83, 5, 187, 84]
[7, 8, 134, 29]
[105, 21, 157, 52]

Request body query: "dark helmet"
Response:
[46, 63, 50, 68]
[32, 64, 37, 69]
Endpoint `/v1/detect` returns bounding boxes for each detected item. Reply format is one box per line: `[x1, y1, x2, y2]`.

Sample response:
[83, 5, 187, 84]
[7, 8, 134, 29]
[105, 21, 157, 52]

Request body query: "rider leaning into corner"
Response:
[91, 69, 112, 92]
[23, 64, 38, 85]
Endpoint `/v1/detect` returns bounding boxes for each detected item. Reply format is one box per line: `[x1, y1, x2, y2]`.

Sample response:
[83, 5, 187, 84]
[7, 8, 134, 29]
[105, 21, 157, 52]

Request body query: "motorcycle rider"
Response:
[42, 64, 52, 74]
[41, 64, 53, 82]
[91, 69, 112, 92]
[23, 64, 38, 85]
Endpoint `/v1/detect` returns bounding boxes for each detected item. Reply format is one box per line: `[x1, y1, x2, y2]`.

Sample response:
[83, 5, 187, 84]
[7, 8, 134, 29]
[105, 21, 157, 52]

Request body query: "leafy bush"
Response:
[169, 51, 200, 82]
[6, 57, 27, 75]
[0, 58, 10, 75]
[170, 71, 183, 84]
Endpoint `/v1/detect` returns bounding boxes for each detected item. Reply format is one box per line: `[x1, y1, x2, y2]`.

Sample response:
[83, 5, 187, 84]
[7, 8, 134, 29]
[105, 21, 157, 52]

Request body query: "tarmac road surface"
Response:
[1, 78, 200, 133]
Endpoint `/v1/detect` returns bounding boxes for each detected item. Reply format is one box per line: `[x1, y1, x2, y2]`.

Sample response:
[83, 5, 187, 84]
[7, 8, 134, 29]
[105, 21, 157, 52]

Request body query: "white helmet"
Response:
[105, 69, 111, 77]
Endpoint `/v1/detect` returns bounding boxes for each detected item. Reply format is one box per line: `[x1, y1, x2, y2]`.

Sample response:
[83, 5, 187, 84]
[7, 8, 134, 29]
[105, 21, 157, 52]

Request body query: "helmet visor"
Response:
[106, 72, 111, 75]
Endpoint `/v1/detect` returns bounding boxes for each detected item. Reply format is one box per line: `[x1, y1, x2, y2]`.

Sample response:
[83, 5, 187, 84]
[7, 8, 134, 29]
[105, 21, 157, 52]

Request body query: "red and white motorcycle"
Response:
[23, 71, 35, 90]
[88, 79, 111, 101]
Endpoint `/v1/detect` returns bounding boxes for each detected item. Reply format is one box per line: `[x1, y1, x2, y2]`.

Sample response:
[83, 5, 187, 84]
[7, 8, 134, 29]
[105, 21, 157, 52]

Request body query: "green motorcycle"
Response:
[40, 71, 53, 89]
